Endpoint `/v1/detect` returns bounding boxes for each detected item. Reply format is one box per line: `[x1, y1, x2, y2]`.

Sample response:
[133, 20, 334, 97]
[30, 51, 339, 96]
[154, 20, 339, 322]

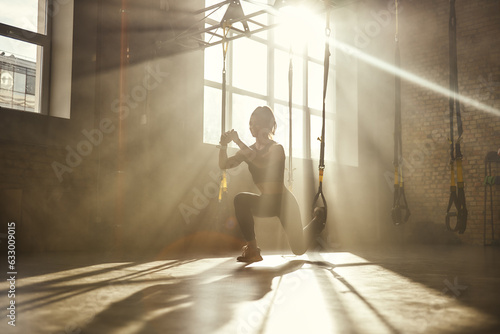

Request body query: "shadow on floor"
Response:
[80, 259, 308, 334]
[350, 244, 500, 332]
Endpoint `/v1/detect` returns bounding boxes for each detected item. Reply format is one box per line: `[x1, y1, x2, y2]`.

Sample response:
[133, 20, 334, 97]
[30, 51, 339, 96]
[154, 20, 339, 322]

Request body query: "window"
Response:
[0, 0, 50, 114]
[203, 0, 336, 161]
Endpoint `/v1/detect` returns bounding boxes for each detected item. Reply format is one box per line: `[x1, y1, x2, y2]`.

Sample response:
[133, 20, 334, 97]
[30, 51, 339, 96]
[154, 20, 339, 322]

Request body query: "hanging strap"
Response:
[445, 0, 467, 233]
[219, 22, 231, 202]
[221, 22, 230, 134]
[312, 11, 330, 217]
[391, 0, 410, 225]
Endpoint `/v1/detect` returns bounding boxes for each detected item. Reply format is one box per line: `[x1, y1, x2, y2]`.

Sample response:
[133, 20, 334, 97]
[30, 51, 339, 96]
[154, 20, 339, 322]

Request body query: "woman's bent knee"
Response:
[290, 243, 307, 256]
[234, 192, 251, 208]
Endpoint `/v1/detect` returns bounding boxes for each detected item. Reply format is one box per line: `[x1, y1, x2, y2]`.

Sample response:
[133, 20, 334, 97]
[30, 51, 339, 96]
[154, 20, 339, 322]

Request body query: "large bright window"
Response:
[203, 0, 335, 161]
[0, 0, 50, 114]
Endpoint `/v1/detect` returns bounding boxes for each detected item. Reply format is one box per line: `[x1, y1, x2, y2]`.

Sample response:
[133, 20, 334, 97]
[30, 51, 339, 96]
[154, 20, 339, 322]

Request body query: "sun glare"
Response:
[276, 5, 327, 52]
[335, 40, 500, 117]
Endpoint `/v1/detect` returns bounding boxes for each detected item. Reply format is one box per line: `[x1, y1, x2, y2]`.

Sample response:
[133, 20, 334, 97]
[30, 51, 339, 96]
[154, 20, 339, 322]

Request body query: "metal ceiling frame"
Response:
[155, 0, 359, 55]
[156, 0, 278, 54]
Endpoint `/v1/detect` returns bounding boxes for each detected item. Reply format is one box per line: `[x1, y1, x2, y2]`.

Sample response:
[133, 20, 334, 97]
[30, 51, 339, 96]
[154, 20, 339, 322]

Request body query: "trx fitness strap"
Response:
[219, 22, 231, 202]
[445, 0, 467, 233]
[312, 11, 330, 218]
[391, 0, 410, 225]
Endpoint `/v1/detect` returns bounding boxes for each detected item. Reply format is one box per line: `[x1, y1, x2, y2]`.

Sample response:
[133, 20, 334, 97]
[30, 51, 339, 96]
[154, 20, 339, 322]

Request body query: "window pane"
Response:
[274, 26, 306, 56]
[232, 38, 267, 96]
[13, 92, 26, 111]
[232, 94, 266, 145]
[0, 66, 13, 90]
[274, 6, 325, 56]
[0, 89, 12, 108]
[274, 103, 304, 159]
[274, 49, 303, 105]
[203, 86, 222, 145]
[310, 114, 334, 162]
[325, 65, 335, 115]
[26, 74, 35, 95]
[25, 91, 35, 112]
[307, 24, 328, 61]
[0, 36, 42, 113]
[14, 69, 27, 93]
[0, 63, 14, 110]
[204, 43, 223, 83]
[0, 0, 46, 34]
[308, 61, 323, 111]
[0, 35, 37, 62]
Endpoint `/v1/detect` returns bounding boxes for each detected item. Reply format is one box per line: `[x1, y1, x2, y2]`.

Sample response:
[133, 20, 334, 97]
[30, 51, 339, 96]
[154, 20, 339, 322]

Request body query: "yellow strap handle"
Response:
[222, 22, 231, 59]
[449, 162, 456, 187]
[219, 170, 227, 202]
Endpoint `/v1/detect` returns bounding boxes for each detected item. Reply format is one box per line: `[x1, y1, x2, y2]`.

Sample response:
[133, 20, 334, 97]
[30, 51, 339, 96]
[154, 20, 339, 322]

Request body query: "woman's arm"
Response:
[219, 146, 245, 169]
[219, 130, 246, 169]
[242, 141, 285, 168]
[218, 130, 285, 168]
[233, 137, 257, 162]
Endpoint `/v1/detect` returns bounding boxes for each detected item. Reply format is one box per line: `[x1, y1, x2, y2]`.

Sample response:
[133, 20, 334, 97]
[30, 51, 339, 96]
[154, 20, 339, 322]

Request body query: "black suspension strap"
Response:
[219, 22, 231, 202]
[391, 0, 410, 225]
[445, 0, 467, 233]
[312, 10, 330, 219]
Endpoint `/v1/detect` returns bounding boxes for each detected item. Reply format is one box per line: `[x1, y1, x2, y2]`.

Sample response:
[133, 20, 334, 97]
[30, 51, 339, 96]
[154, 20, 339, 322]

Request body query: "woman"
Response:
[219, 106, 325, 262]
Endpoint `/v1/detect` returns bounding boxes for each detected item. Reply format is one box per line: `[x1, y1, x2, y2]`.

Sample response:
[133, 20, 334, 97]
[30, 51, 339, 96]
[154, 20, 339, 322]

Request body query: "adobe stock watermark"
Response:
[48, 0, 74, 17]
[416, 276, 468, 333]
[415, 276, 469, 333]
[435, 73, 500, 124]
[178, 163, 246, 225]
[383, 71, 499, 192]
[441, 276, 468, 298]
[472, 73, 500, 102]
[51, 64, 169, 182]
[354, 0, 404, 49]
[17, 0, 73, 41]
[462, 73, 500, 116]
[340, 0, 413, 61]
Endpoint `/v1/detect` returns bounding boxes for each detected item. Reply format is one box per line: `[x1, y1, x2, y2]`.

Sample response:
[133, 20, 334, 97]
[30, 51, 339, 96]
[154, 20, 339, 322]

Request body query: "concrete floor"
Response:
[1, 245, 500, 334]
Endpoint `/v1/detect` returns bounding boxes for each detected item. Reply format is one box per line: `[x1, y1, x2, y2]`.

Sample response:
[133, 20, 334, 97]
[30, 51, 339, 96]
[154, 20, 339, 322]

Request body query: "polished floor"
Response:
[1, 245, 500, 334]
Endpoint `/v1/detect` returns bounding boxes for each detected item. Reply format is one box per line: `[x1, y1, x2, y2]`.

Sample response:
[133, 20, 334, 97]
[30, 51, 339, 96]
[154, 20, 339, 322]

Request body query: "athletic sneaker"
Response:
[237, 245, 263, 263]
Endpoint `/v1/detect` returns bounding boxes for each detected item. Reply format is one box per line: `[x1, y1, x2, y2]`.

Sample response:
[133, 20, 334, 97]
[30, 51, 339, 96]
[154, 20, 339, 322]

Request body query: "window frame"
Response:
[203, 16, 336, 162]
[0, 0, 52, 115]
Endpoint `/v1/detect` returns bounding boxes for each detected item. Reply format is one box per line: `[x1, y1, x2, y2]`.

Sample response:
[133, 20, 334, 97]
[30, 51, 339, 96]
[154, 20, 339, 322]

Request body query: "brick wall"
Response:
[0, 0, 102, 253]
[399, 0, 500, 244]
[0, 139, 97, 252]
